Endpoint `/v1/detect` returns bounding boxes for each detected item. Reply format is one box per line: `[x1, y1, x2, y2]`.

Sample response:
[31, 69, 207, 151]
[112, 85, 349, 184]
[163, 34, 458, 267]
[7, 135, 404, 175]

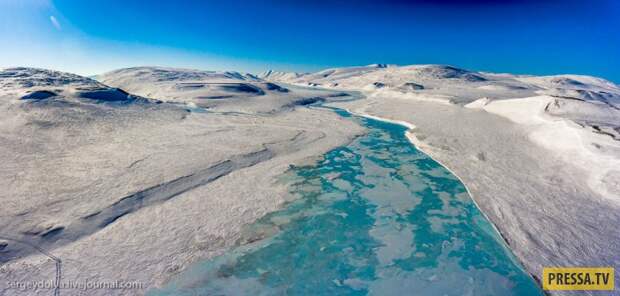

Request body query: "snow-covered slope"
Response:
[0, 67, 363, 296]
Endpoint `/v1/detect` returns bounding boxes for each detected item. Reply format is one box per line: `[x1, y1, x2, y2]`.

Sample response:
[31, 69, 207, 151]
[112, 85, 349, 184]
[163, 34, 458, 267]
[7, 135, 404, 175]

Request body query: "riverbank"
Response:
[328, 95, 620, 295]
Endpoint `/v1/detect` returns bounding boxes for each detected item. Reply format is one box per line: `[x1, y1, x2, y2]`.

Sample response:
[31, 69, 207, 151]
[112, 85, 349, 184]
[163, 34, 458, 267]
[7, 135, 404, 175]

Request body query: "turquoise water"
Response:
[150, 109, 543, 296]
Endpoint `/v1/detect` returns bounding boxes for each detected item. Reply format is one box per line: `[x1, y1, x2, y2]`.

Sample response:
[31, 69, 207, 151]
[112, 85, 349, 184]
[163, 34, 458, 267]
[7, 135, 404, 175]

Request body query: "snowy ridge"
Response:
[0, 67, 162, 106]
[98, 66, 352, 114]
[98, 66, 260, 83]
[258, 69, 305, 81]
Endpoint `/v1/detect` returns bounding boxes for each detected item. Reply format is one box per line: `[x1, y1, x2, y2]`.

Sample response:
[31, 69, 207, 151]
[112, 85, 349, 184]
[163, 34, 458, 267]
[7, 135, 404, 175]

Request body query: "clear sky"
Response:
[1, 0, 619, 82]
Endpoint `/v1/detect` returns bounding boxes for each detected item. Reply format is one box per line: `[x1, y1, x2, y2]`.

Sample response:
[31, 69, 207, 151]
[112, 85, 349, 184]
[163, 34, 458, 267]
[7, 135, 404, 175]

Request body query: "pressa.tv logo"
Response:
[543, 267, 615, 291]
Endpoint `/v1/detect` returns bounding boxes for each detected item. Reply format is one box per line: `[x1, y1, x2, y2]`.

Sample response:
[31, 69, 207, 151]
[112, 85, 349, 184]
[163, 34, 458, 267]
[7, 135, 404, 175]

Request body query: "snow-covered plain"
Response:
[265, 64, 620, 295]
[1, 64, 619, 296]
[0, 67, 363, 295]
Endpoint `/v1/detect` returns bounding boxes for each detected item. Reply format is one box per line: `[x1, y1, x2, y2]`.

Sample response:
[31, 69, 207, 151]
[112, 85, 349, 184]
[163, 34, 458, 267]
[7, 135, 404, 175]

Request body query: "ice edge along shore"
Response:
[342, 106, 544, 290]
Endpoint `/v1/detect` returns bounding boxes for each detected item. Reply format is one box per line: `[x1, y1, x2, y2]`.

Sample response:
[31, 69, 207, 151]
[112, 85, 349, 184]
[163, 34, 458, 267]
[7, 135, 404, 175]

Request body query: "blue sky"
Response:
[1, 0, 619, 82]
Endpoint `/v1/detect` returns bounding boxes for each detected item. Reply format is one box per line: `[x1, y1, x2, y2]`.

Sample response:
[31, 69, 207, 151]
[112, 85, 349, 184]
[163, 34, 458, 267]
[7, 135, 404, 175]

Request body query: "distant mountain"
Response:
[257, 69, 306, 81]
[263, 64, 620, 108]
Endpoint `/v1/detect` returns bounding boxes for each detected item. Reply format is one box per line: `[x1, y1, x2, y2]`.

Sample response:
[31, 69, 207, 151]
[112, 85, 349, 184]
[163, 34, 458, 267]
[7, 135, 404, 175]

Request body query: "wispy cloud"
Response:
[49, 15, 61, 30]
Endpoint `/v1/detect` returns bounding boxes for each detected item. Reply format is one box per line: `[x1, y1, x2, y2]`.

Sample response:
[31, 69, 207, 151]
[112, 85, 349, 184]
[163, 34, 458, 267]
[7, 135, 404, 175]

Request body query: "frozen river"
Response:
[149, 108, 543, 295]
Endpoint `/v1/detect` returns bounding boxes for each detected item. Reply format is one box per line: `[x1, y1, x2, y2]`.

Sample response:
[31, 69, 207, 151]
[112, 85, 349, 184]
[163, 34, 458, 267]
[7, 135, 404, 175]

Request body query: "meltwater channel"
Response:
[150, 108, 543, 296]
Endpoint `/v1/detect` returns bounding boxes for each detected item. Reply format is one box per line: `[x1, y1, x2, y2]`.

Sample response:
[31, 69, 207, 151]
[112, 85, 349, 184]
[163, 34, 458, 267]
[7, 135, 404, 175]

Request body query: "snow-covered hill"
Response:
[96, 66, 349, 114]
[266, 64, 620, 106]
[0, 67, 162, 104]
